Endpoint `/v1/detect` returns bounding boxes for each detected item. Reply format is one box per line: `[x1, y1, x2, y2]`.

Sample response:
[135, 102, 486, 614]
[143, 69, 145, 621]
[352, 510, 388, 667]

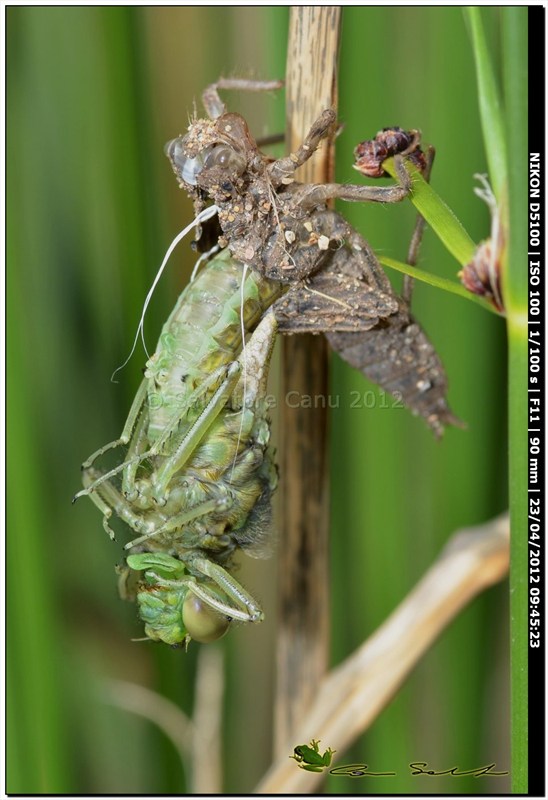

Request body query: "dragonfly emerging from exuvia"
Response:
[76, 79, 460, 647]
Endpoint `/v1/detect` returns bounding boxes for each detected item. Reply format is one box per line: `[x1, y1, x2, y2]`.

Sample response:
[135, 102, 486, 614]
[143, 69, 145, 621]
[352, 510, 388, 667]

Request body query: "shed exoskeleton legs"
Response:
[166, 80, 458, 435]
[199, 79, 410, 206]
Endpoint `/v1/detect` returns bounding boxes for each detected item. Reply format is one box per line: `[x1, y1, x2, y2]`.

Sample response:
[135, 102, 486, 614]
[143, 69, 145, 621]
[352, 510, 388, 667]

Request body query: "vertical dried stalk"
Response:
[192, 646, 224, 793]
[275, 6, 341, 754]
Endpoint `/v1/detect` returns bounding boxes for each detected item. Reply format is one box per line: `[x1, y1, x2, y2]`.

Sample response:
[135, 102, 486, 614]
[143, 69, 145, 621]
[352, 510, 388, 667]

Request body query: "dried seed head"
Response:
[460, 241, 504, 311]
[353, 139, 389, 178]
[375, 127, 419, 154]
[353, 126, 426, 178]
[459, 175, 505, 312]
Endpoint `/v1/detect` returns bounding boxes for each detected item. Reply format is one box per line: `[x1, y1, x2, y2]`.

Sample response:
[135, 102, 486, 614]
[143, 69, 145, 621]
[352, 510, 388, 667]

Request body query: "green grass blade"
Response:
[501, 7, 528, 793]
[383, 158, 477, 266]
[331, 8, 508, 794]
[501, 9, 528, 313]
[379, 255, 500, 313]
[466, 5, 529, 791]
[465, 7, 508, 200]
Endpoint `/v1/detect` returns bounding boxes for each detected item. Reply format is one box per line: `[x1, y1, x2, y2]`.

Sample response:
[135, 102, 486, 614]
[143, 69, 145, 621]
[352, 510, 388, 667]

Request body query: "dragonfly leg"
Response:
[231, 309, 278, 409]
[75, 363, 237, 502]
[79, 379, 156, 509]
[268, 108, 336, 185]
[202, 78, 284, 120]
[82, 466, 163, 540]
[189, 556, 264, 623]
[402, 145, 435, 304]
[293, 153, 412, 211]
[152, 311, 278, 502]
[124, 497, 229, 550]
[80, 379, 148, 470]
[150, 362, 242, 503]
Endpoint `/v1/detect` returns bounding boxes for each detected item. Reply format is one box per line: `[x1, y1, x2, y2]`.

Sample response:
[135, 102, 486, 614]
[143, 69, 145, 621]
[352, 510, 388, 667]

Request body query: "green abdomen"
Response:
[145, 249, 282, 442]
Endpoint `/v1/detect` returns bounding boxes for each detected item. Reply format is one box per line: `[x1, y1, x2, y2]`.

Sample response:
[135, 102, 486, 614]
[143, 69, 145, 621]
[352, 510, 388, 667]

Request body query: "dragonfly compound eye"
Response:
[164, 137, 207, 186]
[182, 592, 230, 643]
[165, 138, 247, 187]
[203, 144, 247, 177]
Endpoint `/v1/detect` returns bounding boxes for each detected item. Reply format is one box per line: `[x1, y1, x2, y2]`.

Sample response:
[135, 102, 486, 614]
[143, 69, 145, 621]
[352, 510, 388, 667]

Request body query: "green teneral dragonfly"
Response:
[78, 249, 284, 646]
[78, 80, 460, 647]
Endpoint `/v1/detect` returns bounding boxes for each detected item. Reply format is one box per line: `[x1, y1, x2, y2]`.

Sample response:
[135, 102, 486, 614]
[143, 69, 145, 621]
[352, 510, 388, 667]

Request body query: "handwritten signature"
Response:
[329, 762, 508, 778]
[409, 762, 508, 777]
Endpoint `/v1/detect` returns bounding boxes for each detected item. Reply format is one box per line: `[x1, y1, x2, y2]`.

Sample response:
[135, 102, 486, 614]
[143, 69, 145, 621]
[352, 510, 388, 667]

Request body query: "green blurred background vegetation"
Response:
[8, 7, 510, 794]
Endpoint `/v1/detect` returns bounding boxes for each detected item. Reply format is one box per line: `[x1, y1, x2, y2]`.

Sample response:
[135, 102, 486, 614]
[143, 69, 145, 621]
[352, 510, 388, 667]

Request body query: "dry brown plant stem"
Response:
[275, 4, 342, 756]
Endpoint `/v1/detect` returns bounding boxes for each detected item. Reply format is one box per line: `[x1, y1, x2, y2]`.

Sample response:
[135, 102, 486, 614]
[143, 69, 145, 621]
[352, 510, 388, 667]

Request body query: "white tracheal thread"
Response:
[190, 242, 221, 283]
[266, 179, 296, 269]
[111, 204, 219, 382]
[305, 284, 352, 310]
[229, 263, 250, 484]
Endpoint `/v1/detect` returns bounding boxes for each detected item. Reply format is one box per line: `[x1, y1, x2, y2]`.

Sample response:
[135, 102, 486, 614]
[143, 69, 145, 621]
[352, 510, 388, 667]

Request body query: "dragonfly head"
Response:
[124, 553, 231, 646]
[165, 113, 259, 198]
